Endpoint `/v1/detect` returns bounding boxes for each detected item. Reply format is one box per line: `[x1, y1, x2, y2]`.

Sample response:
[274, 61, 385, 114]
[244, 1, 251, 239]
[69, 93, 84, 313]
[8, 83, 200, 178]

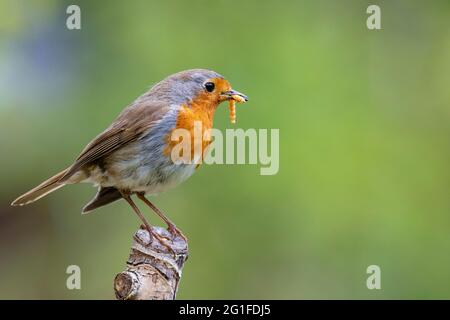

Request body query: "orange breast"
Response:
[164, 92, 217, 163]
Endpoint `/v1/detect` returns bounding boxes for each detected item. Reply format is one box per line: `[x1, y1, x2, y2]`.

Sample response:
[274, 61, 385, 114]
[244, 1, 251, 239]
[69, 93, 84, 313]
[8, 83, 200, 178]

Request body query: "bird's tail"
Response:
[11, 169, 69, 206]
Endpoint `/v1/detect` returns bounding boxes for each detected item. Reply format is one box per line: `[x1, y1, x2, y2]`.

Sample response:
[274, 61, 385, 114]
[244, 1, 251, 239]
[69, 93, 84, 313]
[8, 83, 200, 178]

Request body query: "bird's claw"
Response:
[168, 224, 188, 242]
[148, 227, 176, 257]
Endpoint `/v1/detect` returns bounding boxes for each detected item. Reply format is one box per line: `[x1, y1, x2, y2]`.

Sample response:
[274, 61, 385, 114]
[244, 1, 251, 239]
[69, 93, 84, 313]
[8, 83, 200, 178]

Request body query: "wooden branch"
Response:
[114, 226, 188, 300]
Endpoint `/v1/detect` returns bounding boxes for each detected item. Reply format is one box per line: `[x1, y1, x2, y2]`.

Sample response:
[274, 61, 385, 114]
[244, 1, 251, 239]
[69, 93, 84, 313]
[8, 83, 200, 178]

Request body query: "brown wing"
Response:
[60, 99, 170, 182]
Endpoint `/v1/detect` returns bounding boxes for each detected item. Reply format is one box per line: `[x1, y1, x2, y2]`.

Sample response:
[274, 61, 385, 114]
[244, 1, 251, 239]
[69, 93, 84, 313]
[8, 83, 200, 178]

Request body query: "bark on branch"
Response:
[114, 226, 188, 300]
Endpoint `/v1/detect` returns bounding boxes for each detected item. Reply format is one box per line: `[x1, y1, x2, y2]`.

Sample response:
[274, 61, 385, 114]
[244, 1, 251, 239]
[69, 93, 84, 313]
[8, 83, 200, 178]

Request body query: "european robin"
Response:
[11, 69, 248, 246]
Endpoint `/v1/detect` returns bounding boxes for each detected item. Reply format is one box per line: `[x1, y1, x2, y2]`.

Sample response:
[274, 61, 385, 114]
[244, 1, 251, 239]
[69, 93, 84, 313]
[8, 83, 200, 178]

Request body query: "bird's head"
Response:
[149, 69, 248, 123]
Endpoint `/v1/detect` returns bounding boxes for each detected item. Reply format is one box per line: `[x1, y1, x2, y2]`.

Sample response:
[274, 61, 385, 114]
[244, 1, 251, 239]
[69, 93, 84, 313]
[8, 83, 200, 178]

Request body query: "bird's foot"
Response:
[151, 229, 176, 256]
[138, 224, 176, 256]
[168, 223, 188, 242]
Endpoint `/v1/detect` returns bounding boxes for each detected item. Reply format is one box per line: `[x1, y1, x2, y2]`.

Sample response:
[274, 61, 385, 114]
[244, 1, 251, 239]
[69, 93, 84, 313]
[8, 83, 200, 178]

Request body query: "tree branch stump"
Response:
[114, 226, 188, 300]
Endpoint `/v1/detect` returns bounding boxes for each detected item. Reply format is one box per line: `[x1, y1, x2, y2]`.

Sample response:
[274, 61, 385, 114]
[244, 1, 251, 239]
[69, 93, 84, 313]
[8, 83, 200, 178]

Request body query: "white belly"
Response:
[85, 152, 198, 195]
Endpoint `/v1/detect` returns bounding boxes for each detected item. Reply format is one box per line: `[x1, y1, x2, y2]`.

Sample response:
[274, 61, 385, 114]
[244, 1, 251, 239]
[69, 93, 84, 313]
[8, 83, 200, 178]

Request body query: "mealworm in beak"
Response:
[228, 94, 246, 124]
[229, 99, 236, 124]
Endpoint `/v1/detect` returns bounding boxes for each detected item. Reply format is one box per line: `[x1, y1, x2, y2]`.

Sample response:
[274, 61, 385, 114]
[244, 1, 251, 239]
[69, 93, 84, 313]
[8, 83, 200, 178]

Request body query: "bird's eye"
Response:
[204, 82, 215, 92]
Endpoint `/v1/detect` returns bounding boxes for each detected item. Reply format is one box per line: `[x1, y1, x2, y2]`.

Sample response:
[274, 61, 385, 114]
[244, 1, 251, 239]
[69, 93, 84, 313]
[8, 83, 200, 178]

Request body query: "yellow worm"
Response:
[229, 94, 246, 124]
[229, 99, 236, 124]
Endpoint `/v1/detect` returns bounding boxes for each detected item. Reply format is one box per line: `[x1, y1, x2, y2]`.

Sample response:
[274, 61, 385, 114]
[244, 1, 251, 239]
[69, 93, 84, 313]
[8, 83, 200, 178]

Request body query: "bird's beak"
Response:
[220, 90, 248, 103]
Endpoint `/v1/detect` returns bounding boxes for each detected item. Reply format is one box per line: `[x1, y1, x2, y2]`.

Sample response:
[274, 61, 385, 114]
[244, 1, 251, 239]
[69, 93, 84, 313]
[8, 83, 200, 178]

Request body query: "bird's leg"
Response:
[121, 192, 152, 232]
[121, 192, 175, 254]
[137, 193, 188, 242]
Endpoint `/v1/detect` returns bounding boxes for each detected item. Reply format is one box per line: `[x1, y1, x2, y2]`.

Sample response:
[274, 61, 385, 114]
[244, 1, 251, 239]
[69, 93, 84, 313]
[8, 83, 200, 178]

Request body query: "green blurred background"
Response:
[0, 0, 449, 299]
